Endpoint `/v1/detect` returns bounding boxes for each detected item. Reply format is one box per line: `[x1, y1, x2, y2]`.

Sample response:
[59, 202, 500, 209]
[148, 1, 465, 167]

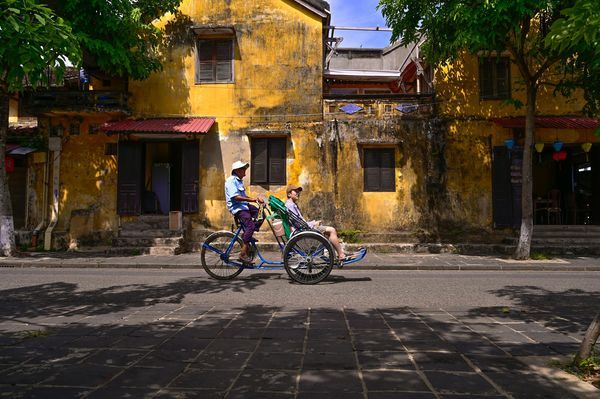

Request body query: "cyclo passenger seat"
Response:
[267, 195, 310, 239]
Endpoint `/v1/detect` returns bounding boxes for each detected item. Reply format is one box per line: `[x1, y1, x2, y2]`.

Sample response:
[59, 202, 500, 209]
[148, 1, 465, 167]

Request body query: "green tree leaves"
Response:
[0, 0, 80, 92]
[56, 0, 182, 81]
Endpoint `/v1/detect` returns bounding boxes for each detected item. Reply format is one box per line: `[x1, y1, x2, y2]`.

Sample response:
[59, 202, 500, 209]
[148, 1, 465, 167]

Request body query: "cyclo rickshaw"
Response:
[201, 195, 367, 284]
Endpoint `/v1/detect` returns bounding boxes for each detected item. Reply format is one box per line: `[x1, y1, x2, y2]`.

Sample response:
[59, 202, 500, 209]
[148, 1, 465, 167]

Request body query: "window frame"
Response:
[250, 137, 287, 186]
[195, 39, 234, 84]
[479, 57, 511, 100]
[363, 147, 396, 192]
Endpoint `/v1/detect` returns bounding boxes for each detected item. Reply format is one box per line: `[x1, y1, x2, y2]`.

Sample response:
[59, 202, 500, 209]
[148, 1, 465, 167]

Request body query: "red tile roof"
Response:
[491, 117, 599, 129]
[100, 118, 215, 133]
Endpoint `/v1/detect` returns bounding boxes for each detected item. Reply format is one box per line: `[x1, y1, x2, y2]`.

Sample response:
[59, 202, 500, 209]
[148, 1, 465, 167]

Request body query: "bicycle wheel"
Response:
[201, 231, 244, 280]
[283, 231, 334, 284]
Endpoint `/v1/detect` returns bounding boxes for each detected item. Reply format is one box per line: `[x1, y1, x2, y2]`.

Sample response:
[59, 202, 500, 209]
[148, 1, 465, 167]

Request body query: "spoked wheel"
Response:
[283, 231, 335, 284]
[201, 231, 244, 280]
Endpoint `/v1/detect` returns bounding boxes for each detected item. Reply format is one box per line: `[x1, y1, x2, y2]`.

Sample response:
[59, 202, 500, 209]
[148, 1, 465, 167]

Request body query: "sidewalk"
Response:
[1, 251, 600, 271]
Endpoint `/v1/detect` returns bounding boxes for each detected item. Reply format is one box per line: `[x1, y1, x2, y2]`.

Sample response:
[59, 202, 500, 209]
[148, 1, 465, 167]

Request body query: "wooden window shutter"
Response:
[215, 41, 233, 82]
[364, 149, 381, 192]
[251, 138, 268, 184]
[379, 149, 396, 192]
[268, 138, 286, 185]
[196, 41, 214, 83]
[495, 59, 510, 98]
[479, 58, 493, 98]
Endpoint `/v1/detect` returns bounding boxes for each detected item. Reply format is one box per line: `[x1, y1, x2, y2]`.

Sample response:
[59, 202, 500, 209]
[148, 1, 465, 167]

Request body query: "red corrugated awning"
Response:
[491, 117, 599, 129]
[100, 118, 215, 134]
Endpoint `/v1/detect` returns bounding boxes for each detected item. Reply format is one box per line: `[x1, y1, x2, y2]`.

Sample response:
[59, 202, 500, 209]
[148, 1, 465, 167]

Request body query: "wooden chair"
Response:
[546, 189, 562, 225]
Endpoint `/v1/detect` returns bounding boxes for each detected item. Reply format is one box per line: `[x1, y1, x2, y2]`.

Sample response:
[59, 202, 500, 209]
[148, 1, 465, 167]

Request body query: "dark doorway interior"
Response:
[117, 140, 198, 216]
[8, 157, 27, 229]
[532, 144, 599, 225]
[143, 142, 183, 215]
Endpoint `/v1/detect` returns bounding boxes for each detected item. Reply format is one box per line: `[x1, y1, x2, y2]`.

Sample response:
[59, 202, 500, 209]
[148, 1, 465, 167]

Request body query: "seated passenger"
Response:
[225, 161, 264, 263]
[284, 184, 353, 261]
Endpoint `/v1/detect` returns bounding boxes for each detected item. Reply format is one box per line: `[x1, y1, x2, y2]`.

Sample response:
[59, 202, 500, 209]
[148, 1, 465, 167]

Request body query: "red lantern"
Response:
[5, 156, 14, 173]
[552, 150, 567, 162]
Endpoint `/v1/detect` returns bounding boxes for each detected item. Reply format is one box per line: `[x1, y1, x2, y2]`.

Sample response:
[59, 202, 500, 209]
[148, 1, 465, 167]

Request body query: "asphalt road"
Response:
[1, 268, 598, 309]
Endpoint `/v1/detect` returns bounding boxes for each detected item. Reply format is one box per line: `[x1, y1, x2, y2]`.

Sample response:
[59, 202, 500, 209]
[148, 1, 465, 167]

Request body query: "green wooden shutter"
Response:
[364, 149, 381, 192]
[479, 58, 493, 98]
[495, 59, 510, 98]
[197, 41, 215, 83]
[251, 138, 268, 184]
[215, 40, 233, 82]
[379, 149, 396, 192]
[269, 138, 287, 185]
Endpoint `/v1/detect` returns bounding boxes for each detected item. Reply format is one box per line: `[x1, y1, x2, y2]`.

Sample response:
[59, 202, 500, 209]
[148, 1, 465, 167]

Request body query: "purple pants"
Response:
[236, 205, 264, 244]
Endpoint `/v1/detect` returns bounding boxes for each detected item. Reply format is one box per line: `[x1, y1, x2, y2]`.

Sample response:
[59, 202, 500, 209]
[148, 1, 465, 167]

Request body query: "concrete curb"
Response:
[1, 260, 599, 271]
[518, 356, 600, 399]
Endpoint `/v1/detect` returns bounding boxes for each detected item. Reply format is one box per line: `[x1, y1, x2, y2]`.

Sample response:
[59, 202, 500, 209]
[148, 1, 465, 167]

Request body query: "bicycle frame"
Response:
[201, 203, 368, 270]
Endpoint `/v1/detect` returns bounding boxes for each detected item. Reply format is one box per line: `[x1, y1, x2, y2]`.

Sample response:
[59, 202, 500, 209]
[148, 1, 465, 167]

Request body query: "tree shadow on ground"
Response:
[464, 285, 600, 334]
[0, 303, 589, 398]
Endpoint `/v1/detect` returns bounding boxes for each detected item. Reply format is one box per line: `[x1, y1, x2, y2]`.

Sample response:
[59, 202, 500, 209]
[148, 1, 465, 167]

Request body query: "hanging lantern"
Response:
[552, 150, 567, 162]
[535, 143, 545, 162]
[582, 142, 592, 162]
[553, 140, 563, 152]
[504, 139, 515, 150]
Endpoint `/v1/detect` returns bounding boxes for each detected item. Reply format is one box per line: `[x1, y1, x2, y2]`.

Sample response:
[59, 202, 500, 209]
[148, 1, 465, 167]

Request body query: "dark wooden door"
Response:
[492, 147, 513, 228]
[117, 141, 143, 215]
[181, 141, 199, 213]
[510, 148, 523, 228]
[592, 145, 600, 224]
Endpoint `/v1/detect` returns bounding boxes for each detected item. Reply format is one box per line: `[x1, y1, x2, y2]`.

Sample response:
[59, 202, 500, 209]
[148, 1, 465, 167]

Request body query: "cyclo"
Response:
[201, 195, 367, 284]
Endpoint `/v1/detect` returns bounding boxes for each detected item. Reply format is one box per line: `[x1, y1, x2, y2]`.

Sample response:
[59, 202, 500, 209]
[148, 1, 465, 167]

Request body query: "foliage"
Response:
[339, 229, 362, 244]
[562, 349, 600, 389]
[56, 0, 182, 80]
[378, 0, 571, 66]
[530, 251, 553, 260]
[0, 0, 81, 92]
[546, 0, 600, 124]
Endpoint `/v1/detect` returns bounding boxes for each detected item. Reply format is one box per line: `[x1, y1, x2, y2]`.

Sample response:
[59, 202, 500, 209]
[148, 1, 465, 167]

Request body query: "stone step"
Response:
[121, 216, 171, 230]
[534, 225, 600, 233]
[106, 246, 184, 256]
[113, 237, 184, 247]
[456, 243, 600, 256]
[119, 229, 183, 238]
[532, 232, 600, 239]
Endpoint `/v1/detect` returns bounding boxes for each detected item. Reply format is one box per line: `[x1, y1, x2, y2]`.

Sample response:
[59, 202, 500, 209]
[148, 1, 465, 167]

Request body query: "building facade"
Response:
[16, 1, 599, 251]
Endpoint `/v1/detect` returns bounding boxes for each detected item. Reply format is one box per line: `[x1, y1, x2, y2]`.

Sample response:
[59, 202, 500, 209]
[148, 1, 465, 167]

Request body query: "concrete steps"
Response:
[114, 216, 184, 256]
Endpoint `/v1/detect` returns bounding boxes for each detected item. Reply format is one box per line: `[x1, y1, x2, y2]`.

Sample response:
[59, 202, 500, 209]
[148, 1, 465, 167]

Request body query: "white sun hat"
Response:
[231, 161, 250, 171]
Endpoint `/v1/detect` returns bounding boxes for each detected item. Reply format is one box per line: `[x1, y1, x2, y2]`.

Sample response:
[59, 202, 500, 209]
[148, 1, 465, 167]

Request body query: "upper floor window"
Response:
[363, 148, 395, 192]
[251, 138, 287, 185]
[479, 57, 510, 100]
[195, 40, 233, 84]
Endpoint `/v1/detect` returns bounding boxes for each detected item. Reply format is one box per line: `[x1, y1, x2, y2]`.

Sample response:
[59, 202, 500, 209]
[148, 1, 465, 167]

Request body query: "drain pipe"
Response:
[44, 137, 61, 250]
[31, 151, 50, 248]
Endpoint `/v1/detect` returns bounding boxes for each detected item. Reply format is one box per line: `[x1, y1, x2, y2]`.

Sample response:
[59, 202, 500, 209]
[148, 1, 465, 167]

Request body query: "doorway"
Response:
[117, 140, 199, 216]
[532, 144, 599, 225]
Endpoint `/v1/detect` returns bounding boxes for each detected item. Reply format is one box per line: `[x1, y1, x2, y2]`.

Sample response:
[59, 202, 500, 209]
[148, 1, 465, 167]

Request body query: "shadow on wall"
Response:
[130, 12, 194, 116]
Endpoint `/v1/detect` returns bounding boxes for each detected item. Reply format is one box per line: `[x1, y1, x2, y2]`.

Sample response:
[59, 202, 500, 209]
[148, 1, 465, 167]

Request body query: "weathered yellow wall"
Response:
[48, 115, 119, 246]
[437, 53, 586, 118]
[128, 0, 325, 230]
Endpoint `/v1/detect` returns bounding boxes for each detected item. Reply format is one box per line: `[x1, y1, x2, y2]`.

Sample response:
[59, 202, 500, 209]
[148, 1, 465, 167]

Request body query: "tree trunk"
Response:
[0, 91, 16, 257]
[575, 311, 600, 364]
[514, 82, 536, 260]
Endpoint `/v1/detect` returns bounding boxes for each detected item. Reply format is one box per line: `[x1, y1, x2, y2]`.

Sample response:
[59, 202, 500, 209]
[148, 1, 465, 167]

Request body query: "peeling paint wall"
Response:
[44, 115, 119, 247]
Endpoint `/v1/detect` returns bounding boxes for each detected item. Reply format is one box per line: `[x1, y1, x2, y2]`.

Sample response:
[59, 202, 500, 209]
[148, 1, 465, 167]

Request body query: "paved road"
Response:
[0, 268, 598, 398]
